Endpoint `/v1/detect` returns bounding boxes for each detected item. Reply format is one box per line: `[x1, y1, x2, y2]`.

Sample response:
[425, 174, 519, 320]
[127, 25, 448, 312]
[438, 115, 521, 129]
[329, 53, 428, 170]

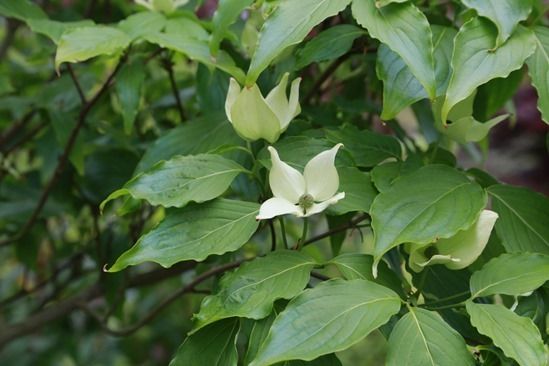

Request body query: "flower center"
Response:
[298, 194, 315, 214]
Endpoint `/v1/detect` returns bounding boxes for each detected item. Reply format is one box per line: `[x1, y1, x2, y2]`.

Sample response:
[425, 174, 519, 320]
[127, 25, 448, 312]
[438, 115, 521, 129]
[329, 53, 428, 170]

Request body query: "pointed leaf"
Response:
[118, 11, 166, 40]
[466, 302, 546, 366]
[387, 308, 475, 366]
[526, 26, 549, 124]
[441, 18, 536, 122]
[210, 0, 254, 56]
[193, 251, 315, 332]
[296, 25, 365, 70]
[461, 0, 531, 47]
[370, 165, 486, 268]
[470, 253, 549, 298]
[170, 318, 239, 366]
[352, 0, 436, 98]
[108, 199, 259, 271]
[0, 0, 46, 21]
[247, 0, 351, 83]
[249, 279, 400, 366]
[103, 154, 245, 209]
[487, 184, 549, 254]
[26, 19, 95, 44]
[55, 26, 131, 69]
[115, 60, 145, 134]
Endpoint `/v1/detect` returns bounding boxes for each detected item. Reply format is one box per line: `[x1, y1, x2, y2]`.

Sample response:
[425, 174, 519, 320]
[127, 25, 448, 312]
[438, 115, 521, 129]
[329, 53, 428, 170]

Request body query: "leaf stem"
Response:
[279, 216, 289, 249]
[296, 218, 309, 250]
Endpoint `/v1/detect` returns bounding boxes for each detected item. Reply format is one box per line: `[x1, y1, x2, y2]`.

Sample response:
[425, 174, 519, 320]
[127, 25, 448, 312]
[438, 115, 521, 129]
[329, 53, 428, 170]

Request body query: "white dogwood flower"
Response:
[225, 73, 301, 143]
[407, 210, 499, 272]
[256, 144, 345, 220]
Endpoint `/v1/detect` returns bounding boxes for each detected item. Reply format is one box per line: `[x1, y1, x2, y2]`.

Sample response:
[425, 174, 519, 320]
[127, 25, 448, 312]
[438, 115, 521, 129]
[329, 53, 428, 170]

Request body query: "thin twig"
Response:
[66, 64, 87, 104]
[303, 213, 369, 247]
[268, 219, 277, 251]
[162, 56, 186, 122]
[302, 53, 352, 104]
[0, 54, 128, 248]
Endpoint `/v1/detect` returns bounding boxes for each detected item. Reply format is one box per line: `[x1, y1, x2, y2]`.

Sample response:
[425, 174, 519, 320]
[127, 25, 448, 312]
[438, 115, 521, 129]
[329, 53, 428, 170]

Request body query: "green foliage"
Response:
[1, 0, 548, 365]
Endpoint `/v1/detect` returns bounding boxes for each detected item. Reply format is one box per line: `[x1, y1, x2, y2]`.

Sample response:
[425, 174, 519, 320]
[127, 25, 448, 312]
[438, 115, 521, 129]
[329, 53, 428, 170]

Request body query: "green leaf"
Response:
[370, 164, 486, 270]
[245, 313, 277, 365]
[466, 302, 546, 366]
[108, 199, 259, 271]
[144, 25, 246, 83]
[170, 318, 239, 366]
[247, 0, 351, 83]
[376, 44, 427, 120]
[330, 253, 403, 296]
[325, 125, 402, 167]
[249, 279, 401, 366]
[352, 0, 436, 98]
[470, 253, 549, 298]
[387, 308, 475, 366]
[210, 0, 254, 56]
[0, 0, 46, 21]
[257, 136, 353, 171]
[118, 11, 166, 40]
[295, 25, 365, 70]
[193, 251, 315, 332]
[474, 69, 523, 121]
[487, 184, 549, 254]
[460, 0, 531, 47]
[431, 25, 459, 96]
[441, 18, 536, 123]
[55, 26, 131, 69]
[376, 0, 408, 6]
[445, 115, 508, 144]
[26, 19, 95, 44]
[526, 26, 549, 124]
[115, 60, 145, 134]
[329, 167, 377, 215]
[135, 113, 241, 173]
[103, 154, 245, 209]
[370, 160, 421, 193]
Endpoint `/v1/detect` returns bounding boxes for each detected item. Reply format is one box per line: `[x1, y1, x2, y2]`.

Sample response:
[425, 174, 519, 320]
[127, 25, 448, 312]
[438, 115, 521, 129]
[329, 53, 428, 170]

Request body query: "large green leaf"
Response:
[55, 26, 131, 69]
[432, 25, 458, 97]
[135, 113, 241, 173]
[102, 154, 245, 209]
[470, 253, 549, 298]
[526, 26, 549, 124]
[370, 164, 486, 271]
[210, 0, 254, 56]
[329, 167, 377, 215]
[487, 184, 549, 254]
[376, 44, 427, 120]
[117, 11, 166, 40]
[295, 25, 365, 70]
[170, 318, 239, 366]
[0, 0, 46, 21]
[460, 0, 531, 47]
[193, 251, 315, 331]
[325, 125, 402, 167]
[247, 0, 351, 83]
[249, 279, 400, 365]
[386, 308, 475, 366]
[466, 302, 546, 366]
[352, 0, 435, 98]
[108, 199, 259, 271]
[441, 18, 536, 122]
[115, 60, 145, 134]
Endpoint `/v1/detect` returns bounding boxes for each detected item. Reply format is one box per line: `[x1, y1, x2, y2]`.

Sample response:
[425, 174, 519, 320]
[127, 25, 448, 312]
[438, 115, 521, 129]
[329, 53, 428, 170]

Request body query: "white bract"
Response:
[407, 210, 499, 272]
[225, 73, 301, 143]
[135, 0, 188, 13]
[257, 144, 345, 220]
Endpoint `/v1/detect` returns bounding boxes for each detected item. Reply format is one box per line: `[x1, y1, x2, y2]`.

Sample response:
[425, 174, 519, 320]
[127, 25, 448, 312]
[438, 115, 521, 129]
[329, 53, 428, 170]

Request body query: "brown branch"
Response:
[302, 53, 352, 105]
[303, 213, 369, 247]
[162, 57, 186, 122]
[0, 110, 37, 149]
[66, 64, 87, 104]
[0, 259, 199, 349]
[0, 54, 128, 248]
[79, 260, 244, 337]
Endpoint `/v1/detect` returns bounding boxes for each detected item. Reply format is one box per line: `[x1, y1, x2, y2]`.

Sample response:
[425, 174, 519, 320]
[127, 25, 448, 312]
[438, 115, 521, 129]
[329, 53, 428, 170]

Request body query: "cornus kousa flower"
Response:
[256, 144, 345, 220]
[225, 73, 301, 143]
[135, 0, 188, 13]
[407, 210, 499, 272]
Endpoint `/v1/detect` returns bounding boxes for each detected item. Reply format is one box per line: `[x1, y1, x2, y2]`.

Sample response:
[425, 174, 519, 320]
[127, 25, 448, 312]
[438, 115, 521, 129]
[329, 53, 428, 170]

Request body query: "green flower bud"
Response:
[225, 73, 301, 143]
